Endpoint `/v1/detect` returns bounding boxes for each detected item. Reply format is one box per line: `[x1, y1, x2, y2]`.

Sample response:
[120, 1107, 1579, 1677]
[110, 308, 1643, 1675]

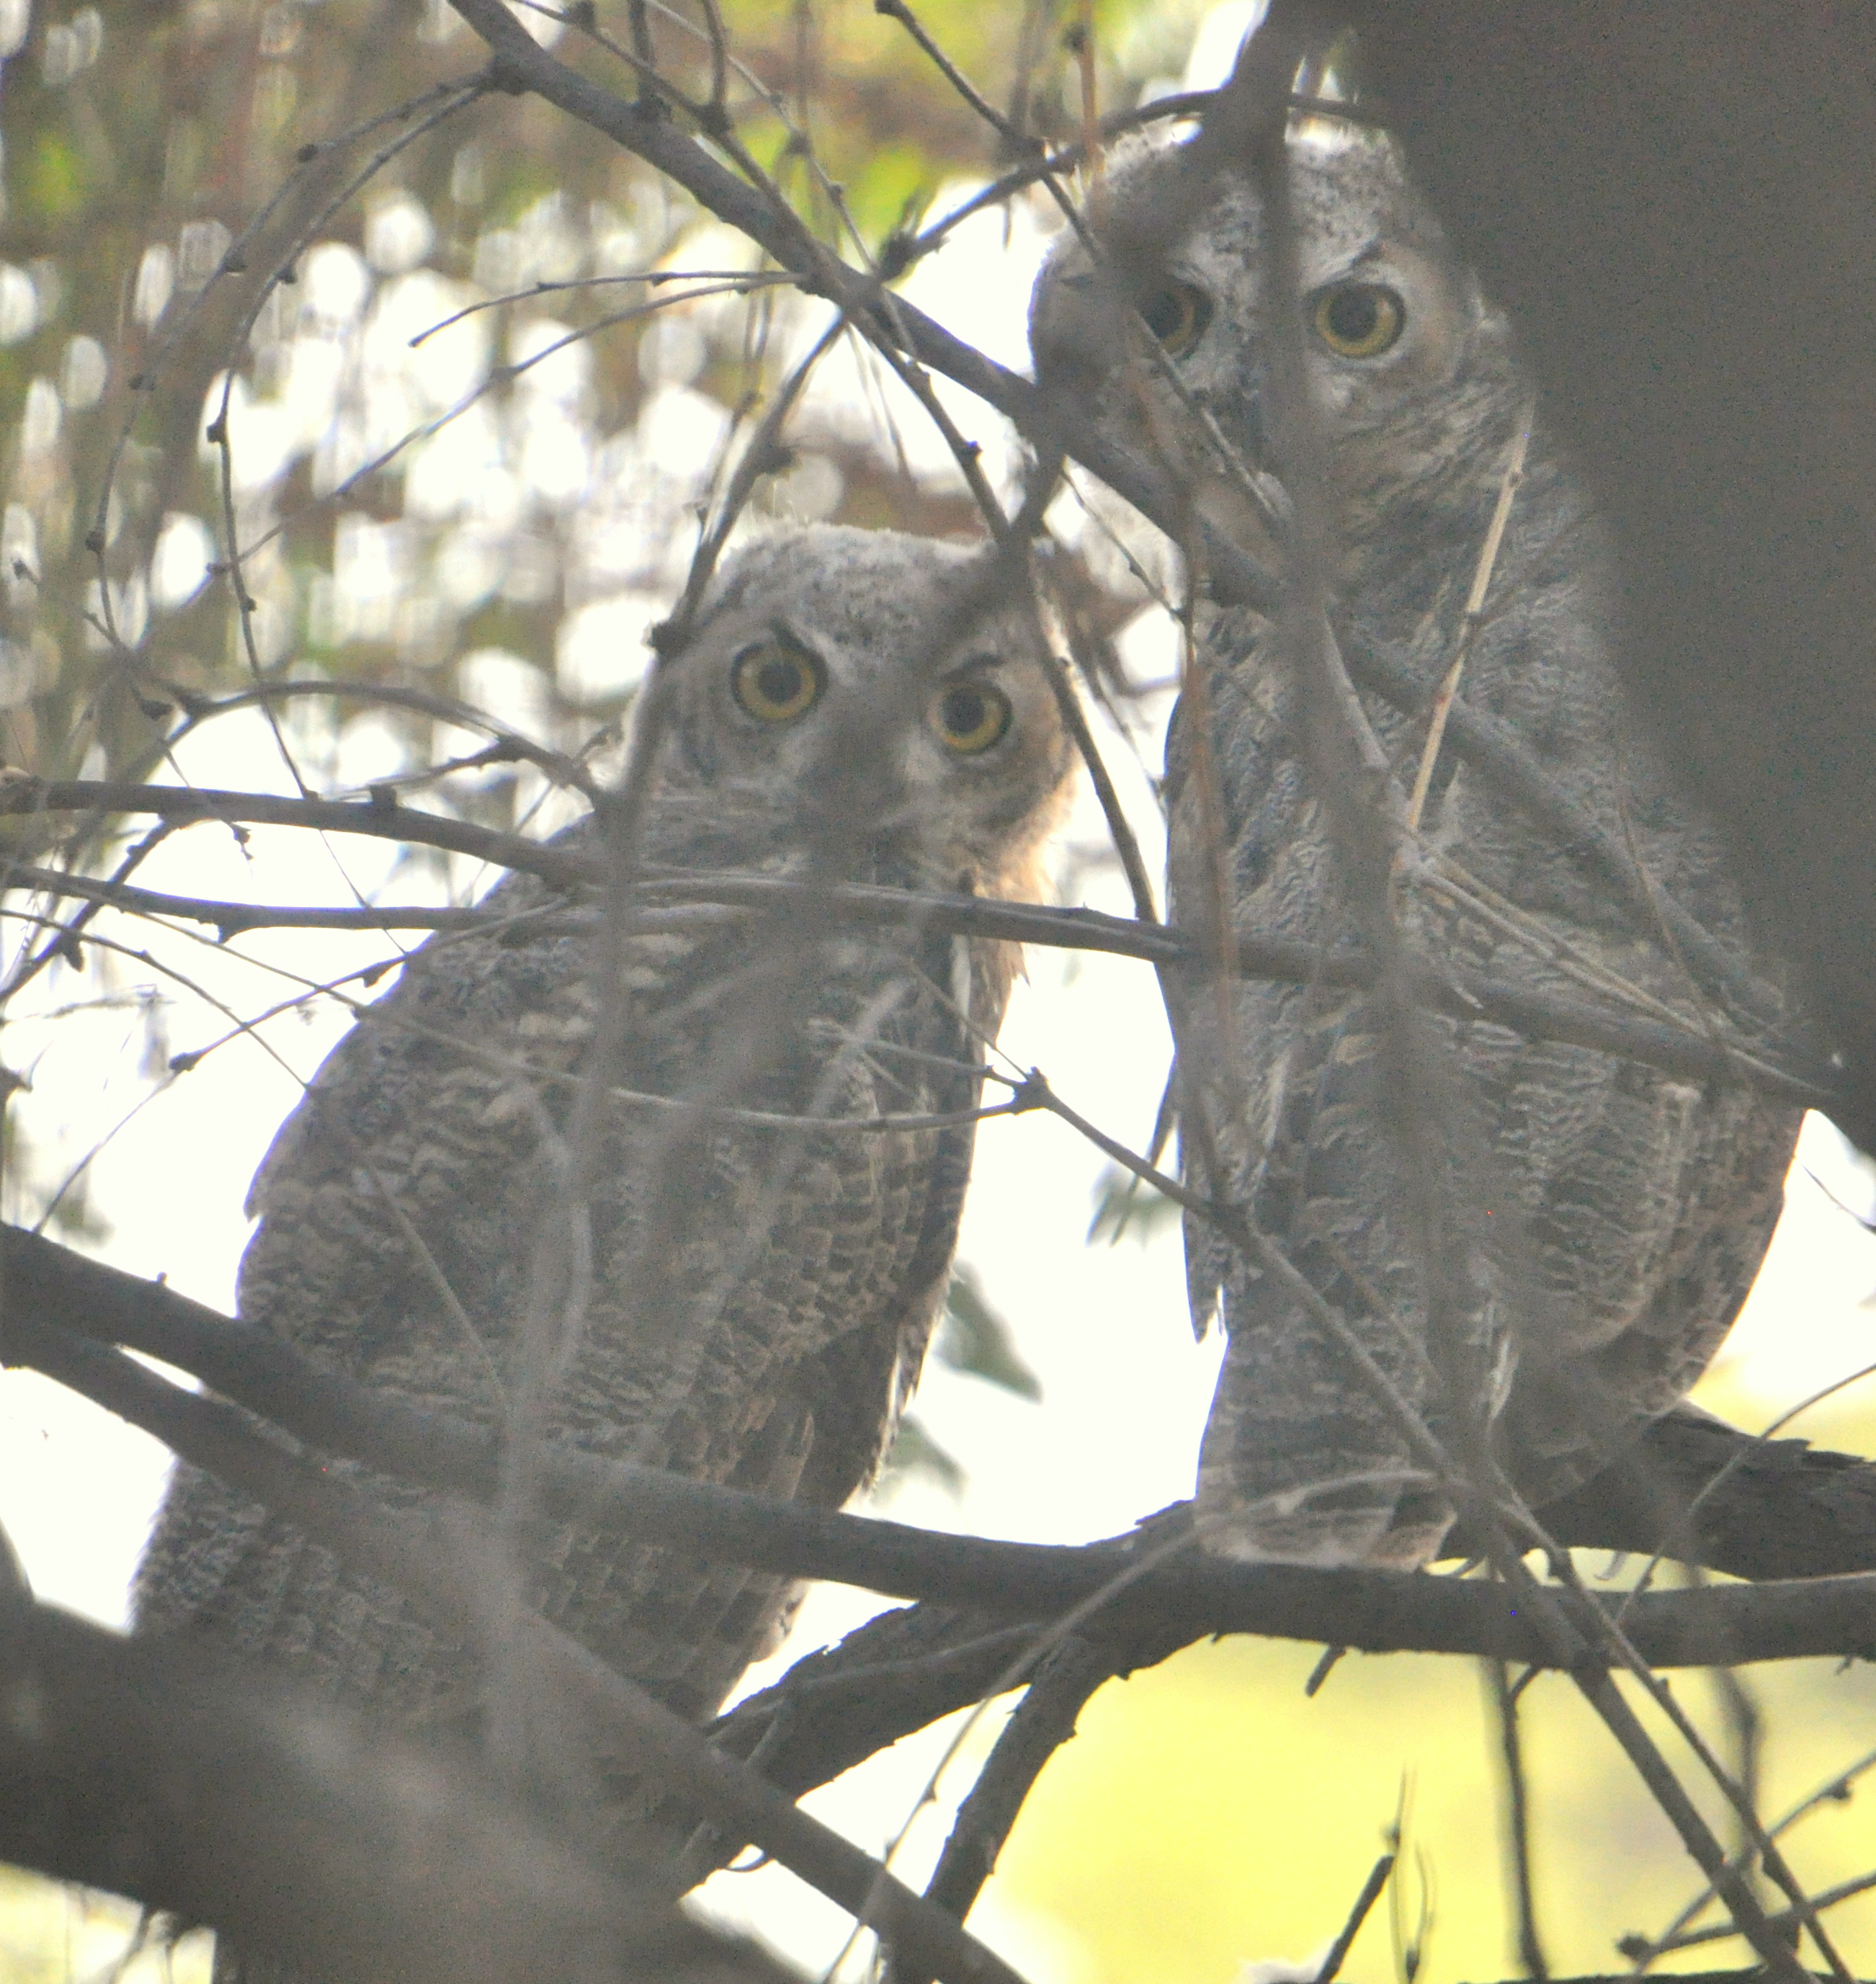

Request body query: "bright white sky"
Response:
[2, 6, 1874, 1976]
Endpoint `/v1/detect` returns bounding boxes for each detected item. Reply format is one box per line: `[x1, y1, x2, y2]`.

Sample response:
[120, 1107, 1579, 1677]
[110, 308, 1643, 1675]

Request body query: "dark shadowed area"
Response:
[1360, 1, 1876, 1145]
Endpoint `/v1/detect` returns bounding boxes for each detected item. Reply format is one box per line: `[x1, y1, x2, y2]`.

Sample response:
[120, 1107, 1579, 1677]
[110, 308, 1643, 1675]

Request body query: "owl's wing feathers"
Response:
[136, 823, 999, 1720]
[1169, 615, 1478, 1565]
[1407, 522, 1797, 1496]
[1171, 550, 1795, 1566]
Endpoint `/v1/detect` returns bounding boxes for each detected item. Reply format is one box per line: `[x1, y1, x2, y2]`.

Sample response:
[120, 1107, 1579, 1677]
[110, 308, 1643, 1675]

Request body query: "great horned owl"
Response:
[134, 526, 1073, 1748]
[1032, 122, 1800, 1567]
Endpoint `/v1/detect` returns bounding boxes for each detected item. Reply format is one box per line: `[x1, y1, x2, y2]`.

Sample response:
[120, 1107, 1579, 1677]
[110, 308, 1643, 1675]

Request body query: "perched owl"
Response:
[135, 525, 1073, 1763]
[1032, 123, 1800, 1568]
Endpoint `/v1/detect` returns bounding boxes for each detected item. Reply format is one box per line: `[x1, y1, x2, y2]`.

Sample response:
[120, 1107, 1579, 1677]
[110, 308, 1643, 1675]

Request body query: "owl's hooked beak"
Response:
[785, 720, 932, 890]
[1029, 264, 1138, 402]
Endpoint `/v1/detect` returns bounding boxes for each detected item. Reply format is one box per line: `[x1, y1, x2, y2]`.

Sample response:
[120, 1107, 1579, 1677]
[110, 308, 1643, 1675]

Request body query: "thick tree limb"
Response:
[1498, 1413, 1876, 1584]
[8, 1228, 1876, 1676]
[16, 1317, 1029, 1984]
[0, 1593, 653, 1984]
[11, 1225, 1876, 1976]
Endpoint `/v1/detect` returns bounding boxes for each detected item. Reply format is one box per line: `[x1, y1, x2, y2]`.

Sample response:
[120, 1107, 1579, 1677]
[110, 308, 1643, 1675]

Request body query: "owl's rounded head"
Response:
[646, 525, 1076, 901]
[1029, 123, 1524, 555]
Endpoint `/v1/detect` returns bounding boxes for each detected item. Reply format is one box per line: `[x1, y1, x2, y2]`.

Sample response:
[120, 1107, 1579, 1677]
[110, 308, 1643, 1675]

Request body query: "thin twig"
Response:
[81, 68, 489, 649]
[1637, 1867, 1876, 1959]
[226, 274, 777, 577]
[1486, 1660, 1550, 1980]
[1620, 1357, 1876, 1612]
[886, 1638, 1113, 1984]
[1404, 406, 1535, 830]
[873, 0, 1027, 149]
[205, 79, 492, 800]
[1627, 1743, 1876, 1966]
[1313, 1851, 1395, 1984]
[0, 846, 1827, 1109]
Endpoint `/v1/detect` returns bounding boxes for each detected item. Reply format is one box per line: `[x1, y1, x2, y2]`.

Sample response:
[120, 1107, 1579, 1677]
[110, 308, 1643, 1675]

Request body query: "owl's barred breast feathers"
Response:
[134, 527, 1075, 1751]
[1032, 120, 1800, 1568]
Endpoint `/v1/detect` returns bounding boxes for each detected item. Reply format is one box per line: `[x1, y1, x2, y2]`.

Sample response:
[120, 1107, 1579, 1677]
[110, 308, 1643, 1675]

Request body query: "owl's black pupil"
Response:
[757, 657, 803, 706]
[1326, 289, 1380, 343]
[1142, 288, 1189, 344]
[942, 688, 986, 736]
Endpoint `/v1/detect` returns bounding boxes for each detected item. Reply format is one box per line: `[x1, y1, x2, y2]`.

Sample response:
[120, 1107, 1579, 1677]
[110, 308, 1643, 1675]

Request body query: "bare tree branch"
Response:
[0, 779, 599, 888]
[22, 1313, 1032, 1984]
[0, 779, 1824, 1101]
[887, 1636, 1115, 1984]
[0, 1591, 657, 1984]
[1486, 1658, 1550, 1981]
[9, 1227, 1876, 1677]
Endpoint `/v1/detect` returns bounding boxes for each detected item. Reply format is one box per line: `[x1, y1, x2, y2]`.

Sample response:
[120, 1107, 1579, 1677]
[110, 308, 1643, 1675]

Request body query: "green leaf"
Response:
[877, 1412, 967, 1499]
[1086, 1161, 1181, 1246]
[25, 133, 88, 222]
[934, 1265, 1042, 1401]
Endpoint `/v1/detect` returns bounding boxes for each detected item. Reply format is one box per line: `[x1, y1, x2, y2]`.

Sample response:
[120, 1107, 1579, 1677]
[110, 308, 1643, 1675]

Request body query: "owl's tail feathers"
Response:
[1192, 1285, 1463, 1568]
[1194, 1452, 1455, 1570]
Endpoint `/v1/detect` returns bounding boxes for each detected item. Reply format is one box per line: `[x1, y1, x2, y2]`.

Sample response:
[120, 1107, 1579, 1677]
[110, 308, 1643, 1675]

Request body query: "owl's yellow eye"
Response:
[731, 637, 825, 724]
[1310, 282, 1406, 359]
[1140, 281, 1213, 359]
[931, 681, 1013, 756]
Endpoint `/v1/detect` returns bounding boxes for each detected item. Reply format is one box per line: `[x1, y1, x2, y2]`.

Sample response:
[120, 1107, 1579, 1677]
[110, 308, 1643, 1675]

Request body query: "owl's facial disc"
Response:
[1288, 236, 1477, 426]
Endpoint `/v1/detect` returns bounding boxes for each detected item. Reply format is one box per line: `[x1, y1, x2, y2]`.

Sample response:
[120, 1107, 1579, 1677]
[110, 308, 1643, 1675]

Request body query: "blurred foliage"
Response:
[879, 1411, 969, 1500]
[987, 1620, 1876, 1984]
[0, 0, 1203, 807]
[713, 0, 1207, 239]
[0, 0, 1194, 1230]
[938, 1263, 1045, 1400]
[882, 1264, 1043, 1496]
[1087, 1156, 1181, 1246]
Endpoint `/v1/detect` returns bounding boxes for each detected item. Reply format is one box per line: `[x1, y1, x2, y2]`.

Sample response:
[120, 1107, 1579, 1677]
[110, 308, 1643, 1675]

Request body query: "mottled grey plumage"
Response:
[1032, 125, 1799, 1566]
[135, 525, 1072, 1752]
